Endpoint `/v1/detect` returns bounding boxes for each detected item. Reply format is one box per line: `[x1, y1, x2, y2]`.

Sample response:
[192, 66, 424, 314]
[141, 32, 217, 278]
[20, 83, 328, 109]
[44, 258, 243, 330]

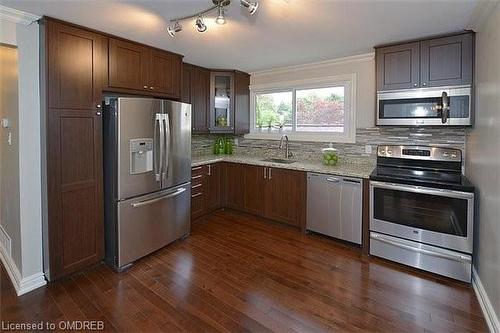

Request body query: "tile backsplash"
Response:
[192, 127, 467, 163]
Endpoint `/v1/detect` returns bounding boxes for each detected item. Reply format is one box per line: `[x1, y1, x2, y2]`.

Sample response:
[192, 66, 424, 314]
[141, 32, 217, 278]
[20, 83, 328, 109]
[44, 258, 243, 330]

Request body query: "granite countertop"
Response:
[192, 154, 375, 179]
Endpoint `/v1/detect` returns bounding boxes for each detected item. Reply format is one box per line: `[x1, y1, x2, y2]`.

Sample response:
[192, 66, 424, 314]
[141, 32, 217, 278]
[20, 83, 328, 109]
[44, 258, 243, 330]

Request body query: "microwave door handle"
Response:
[163, 114, 170, 180]
[154, 114, 162, 182]
[441, 91, 449, 124]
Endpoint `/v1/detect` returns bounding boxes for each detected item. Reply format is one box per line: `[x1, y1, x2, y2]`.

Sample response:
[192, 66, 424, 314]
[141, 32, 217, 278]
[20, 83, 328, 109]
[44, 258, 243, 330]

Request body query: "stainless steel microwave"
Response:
[377, 86, 472, 126]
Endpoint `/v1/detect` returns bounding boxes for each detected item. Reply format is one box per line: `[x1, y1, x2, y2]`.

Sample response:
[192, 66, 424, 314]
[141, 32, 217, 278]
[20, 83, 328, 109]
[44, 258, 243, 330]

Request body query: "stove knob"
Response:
[451, 153, 457, 158]
[387, 150, 392, 155]
[443, 152, 449, 157]
[380, 149, 386, 155]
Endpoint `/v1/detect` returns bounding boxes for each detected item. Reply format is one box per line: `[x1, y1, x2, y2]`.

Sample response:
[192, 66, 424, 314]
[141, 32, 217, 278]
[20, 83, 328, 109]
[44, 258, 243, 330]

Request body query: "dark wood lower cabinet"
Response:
[243, 165, 266, 216]
[265, 167, 306, 228]
[193, 162, 306, 230]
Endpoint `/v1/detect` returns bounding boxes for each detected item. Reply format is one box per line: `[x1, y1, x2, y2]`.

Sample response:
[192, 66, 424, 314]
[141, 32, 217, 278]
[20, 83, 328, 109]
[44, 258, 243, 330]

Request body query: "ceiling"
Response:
[3, 0, 479, 72]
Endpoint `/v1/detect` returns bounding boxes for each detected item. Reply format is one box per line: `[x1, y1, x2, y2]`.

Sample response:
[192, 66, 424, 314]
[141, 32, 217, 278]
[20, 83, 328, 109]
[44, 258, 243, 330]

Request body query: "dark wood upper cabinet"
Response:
[108, 38, 148, 91]
[376, 32, 474, 91]
[47, 21, 106, 109]
[376, 42, 420, 91]
[183, 63, 209, 133]
[44, 19, 105, 280]
[149, 49, 181, 96]
[234, 71, 250, 135]
[108, 38, 182, 99]
[420, 33, 473, 87]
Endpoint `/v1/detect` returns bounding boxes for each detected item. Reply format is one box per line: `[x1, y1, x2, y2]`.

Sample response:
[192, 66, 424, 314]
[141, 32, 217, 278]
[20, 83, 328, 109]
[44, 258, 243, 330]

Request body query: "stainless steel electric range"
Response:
[369, 145, 475, 282]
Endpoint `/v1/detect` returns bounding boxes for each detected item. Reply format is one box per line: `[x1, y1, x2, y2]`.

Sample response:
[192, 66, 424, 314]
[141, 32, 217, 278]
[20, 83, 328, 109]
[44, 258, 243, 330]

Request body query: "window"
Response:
[248, 74, 356, 142]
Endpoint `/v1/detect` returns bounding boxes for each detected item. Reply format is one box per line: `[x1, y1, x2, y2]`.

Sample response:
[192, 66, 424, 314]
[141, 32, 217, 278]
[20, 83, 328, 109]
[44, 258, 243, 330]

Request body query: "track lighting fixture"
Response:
[167, 0, 260, 37]
[215, 6, 226, 25]
[166, 22, 182, 37]
[240, 0, 259, 15]
[195, 16, 207, 33]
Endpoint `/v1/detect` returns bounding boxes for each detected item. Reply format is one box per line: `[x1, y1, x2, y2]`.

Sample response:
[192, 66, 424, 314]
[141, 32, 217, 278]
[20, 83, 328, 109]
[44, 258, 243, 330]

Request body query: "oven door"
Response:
[377, 86, 471, 126]
[370, 181, 474, 253]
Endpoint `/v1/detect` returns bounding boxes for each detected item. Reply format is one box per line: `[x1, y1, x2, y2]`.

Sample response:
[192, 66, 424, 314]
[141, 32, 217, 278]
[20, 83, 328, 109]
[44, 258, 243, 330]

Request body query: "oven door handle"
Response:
[371, 233, 471, 263]
[370, 181, 474, 200]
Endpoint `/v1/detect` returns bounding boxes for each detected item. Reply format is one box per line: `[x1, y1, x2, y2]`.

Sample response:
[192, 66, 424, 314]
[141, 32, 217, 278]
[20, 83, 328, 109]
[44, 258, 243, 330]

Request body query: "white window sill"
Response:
[244, 131, 355, 143]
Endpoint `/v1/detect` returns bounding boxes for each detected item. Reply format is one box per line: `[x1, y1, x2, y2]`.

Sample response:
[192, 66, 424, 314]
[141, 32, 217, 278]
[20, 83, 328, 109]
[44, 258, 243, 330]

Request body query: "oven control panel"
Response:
[377, 145, 461, 162]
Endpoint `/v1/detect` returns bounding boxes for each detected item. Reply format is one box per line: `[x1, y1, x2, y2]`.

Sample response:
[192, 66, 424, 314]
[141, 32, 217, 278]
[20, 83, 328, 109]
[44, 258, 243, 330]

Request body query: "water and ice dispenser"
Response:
[129, 138, 153, 174]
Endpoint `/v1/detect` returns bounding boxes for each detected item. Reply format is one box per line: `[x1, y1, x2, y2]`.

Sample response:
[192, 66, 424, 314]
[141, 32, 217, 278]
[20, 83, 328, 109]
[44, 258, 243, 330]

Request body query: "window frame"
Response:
[247, 74, 357, 143]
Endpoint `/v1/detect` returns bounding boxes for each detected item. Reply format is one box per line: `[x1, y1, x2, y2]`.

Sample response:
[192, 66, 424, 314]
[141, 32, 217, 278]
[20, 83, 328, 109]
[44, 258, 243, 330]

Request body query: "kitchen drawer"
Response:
[192, 165, 207, 177]
[191, 191, 206, 220]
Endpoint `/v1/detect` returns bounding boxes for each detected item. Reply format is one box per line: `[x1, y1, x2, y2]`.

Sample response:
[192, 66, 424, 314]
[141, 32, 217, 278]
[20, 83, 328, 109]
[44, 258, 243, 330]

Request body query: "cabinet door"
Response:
[48, 21, 105, 109]
[234, 71, 250, 134]
[47, 109, 104, 279]
[206, 163, 222, 212]
[224, 163, 245, 210]
[243, 165, 266, 216]
[108, 38, 148, 91]
[265, 168, 306, 227]
[420, 33, 473, 87]
[182, 64, 193, 104]
[376, 42, 420, 91]
[209, 71, 235, 133]
[148, 49, 181, 98]
[192, 67, 210, 133]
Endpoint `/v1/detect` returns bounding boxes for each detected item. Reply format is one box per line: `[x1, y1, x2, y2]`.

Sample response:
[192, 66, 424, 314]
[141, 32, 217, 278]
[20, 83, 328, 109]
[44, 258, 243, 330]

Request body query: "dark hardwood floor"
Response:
[1, 209, 488, 332]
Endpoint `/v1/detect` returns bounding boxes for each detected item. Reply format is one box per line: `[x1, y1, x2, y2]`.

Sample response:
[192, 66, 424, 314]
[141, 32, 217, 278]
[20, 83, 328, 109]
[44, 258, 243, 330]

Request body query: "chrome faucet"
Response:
[279, 134, 293, 159]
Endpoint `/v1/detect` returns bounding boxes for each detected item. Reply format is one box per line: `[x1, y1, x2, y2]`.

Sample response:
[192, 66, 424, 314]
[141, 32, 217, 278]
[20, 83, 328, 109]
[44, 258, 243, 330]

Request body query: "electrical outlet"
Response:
[8, 132, 12, 146]
[365, 145, 372, 154]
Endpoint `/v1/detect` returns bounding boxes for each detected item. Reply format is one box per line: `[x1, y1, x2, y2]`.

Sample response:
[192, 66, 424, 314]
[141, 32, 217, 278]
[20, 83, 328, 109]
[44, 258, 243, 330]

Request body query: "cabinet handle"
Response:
[96, 104, 101, 108]
[192, 166, 203, 171]
[422, 82, 427, 86]
[413, 83, 418, 87]
[191, 192, 203, 198]
[192, 184, 202, 189]
[268, 168, 272, 180]
[150, 86, 155, 90]
[96, 111, 101, 116]
[263, 167, 267, 179]
[207, 165, 211, 176]
[192, 175, 203, 180]
[143, 85, 148, 89]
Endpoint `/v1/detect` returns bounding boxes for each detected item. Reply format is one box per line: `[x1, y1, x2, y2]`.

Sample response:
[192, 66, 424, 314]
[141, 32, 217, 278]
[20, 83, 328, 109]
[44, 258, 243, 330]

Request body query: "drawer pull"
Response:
[192, 184, 202, 189]
[191, 192, 203, 198]
[192, 166, 203, 171]
[192, 175, 203, 180]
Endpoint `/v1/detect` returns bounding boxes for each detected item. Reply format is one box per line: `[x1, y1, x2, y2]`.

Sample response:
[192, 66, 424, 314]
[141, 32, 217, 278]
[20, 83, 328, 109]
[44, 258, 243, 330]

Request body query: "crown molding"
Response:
[466, 0, 499, 32]
[250, 52, 374, 77]
[0, 5, 40, 26]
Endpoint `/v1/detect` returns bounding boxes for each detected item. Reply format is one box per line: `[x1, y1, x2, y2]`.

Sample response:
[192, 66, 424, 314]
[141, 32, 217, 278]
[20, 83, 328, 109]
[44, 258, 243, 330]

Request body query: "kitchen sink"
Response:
[261, 158, 297, 164]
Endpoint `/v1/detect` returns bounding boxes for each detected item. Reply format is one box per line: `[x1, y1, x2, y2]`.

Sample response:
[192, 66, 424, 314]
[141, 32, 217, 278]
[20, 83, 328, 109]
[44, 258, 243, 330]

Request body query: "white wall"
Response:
[0, 23, 21, 271]
[0, 10, 45, 295]
[466, 2, 500, 331]
[250, 53, 376, 128]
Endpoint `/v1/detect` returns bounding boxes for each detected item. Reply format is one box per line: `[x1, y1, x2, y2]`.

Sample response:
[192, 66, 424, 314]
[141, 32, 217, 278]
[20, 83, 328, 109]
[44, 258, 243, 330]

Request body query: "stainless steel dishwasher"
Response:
[306, 172, 362, 244]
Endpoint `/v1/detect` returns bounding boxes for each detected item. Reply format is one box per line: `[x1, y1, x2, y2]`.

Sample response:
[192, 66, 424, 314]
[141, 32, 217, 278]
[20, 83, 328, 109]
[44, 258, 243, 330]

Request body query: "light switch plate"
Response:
[1, 118, 9, 128]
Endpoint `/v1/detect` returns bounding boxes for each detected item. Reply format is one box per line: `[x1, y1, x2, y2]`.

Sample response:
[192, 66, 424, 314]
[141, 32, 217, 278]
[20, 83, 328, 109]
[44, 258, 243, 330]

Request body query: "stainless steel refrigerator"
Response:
[103, 97, 191, 271]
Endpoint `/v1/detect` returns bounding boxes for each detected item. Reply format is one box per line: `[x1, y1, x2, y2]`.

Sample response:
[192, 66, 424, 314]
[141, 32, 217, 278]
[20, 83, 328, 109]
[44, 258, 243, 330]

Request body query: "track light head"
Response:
[167, 22, 182, 37]
[240, 0, 259, 15]
[215, 6, 226, 25]
[195, 17, 207, 33]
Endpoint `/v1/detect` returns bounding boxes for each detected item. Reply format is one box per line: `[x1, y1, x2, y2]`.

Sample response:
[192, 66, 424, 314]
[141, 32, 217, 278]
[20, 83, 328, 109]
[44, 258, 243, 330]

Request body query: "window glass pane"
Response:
[296, 86, 345, 132]
[255, 92, 293, 130]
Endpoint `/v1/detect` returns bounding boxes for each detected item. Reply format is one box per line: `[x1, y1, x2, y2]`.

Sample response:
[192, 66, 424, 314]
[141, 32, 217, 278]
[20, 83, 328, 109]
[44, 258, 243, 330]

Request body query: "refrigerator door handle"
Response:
[154, 114, 163, 182]
[131, 187, 187, 208]
[163, 114, 170, 181]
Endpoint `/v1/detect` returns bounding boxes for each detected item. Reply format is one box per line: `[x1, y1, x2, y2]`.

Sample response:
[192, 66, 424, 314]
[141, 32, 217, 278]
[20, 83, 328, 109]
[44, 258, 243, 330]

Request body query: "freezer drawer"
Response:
[306, 173, 362, 244]
[117, 183, 190, 268]
[370, 232, 472, 282]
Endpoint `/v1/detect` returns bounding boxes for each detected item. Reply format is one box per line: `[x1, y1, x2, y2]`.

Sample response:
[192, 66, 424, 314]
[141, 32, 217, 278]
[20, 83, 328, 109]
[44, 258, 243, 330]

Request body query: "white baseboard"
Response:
[473, 267, 500, 333]
[0, 241, 46, 296]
